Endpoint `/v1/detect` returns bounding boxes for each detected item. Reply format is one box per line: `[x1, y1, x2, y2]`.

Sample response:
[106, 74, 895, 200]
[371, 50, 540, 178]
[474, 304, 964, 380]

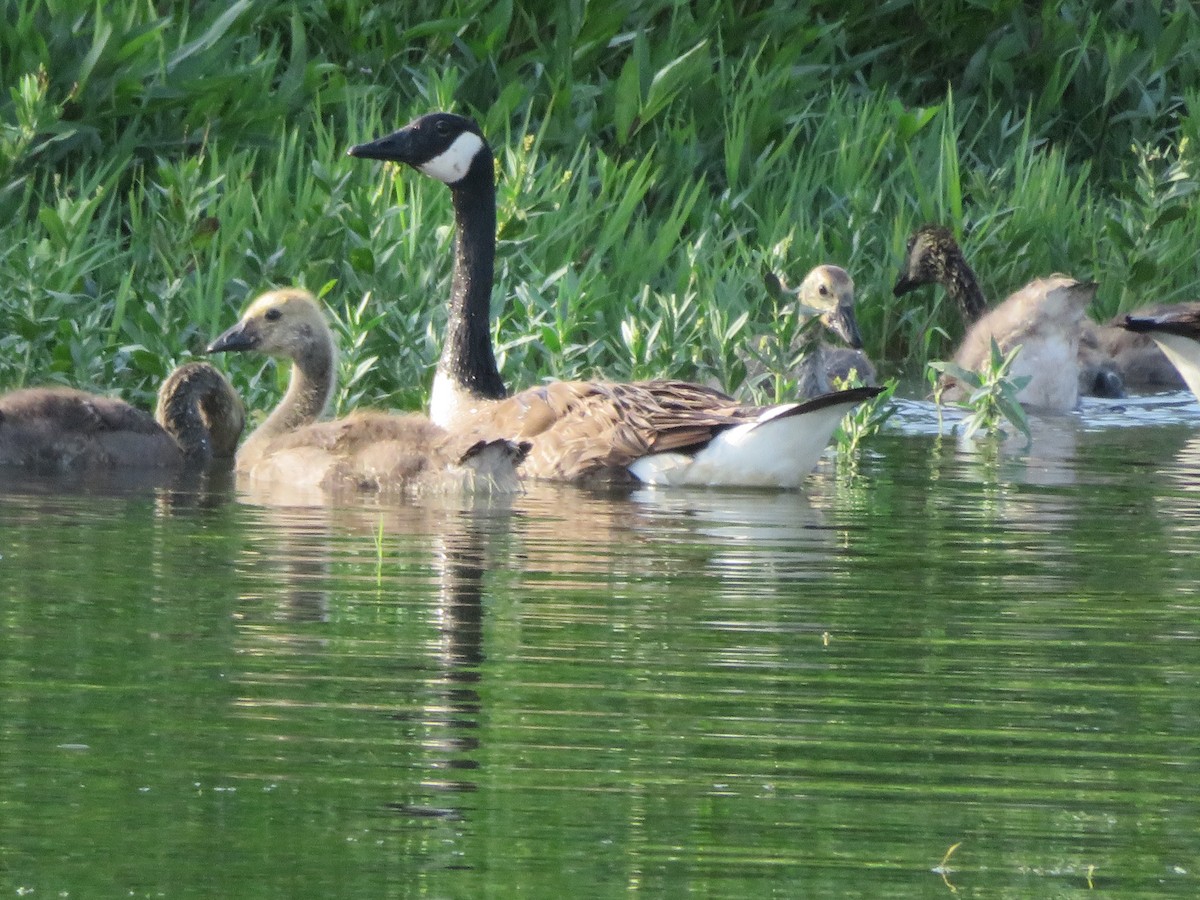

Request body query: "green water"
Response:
[3, 396, 1200, 898]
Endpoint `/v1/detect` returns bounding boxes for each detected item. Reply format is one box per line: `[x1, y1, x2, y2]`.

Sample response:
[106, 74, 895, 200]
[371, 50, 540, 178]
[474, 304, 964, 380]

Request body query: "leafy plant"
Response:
[928, 340, 1031, 441]
[835, 378, 898, 457]
[3, 1, 1200, 420]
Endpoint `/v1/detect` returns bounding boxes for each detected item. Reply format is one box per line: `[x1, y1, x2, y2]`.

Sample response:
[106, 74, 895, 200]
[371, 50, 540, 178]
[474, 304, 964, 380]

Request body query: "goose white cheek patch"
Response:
[418, 131, 484, 184]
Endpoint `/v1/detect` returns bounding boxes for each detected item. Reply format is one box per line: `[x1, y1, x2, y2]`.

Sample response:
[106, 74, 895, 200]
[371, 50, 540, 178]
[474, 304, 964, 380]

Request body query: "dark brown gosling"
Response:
[207, 288, 529, 496]
[0, 361, 243, 474]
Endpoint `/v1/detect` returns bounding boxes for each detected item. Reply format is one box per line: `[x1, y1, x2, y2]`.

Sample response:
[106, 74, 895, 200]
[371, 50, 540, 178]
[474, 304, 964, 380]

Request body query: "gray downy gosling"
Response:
[893, 224, 1109, 409]
[754, 264, 876, 398]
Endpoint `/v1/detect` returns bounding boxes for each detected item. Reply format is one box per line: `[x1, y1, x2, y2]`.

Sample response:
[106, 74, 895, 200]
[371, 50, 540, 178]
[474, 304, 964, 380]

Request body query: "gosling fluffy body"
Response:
[0, 361, 242, 474]
[894, 225, 1101, 410]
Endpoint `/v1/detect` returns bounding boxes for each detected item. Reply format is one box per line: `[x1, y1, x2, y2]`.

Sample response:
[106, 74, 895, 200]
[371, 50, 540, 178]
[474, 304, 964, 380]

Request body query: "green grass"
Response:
[4, 1, 1200, 420]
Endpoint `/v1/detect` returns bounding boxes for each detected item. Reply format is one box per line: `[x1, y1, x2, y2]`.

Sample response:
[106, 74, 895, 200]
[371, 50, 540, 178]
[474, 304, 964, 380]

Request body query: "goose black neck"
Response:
[442, 151, 507, 400]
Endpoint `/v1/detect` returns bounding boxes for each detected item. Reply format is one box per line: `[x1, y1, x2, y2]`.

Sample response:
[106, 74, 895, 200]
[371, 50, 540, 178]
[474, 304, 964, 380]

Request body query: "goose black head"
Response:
[348, 112, 489, 185]
[893, 224, 961, 296]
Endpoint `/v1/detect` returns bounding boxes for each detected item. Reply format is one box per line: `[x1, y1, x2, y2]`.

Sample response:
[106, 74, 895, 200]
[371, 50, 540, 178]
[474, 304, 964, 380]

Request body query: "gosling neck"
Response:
[791, 314, 830, 398]
[943, 251, 989, 323]
[433, 148, 508, 426]
[248, 338, 335, 449]
[155, 362, 244, 467]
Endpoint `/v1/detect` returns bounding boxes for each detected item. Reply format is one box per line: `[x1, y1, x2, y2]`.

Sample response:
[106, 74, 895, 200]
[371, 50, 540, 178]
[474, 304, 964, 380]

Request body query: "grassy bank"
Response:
[3, 1, 1200, 416]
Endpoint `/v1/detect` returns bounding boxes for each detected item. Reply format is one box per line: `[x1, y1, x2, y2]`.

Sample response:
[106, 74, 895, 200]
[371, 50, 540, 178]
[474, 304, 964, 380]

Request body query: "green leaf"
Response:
[1152, 204, 1189, 229]
[349, 247, 375, 274]
[37, 207, 67, 247]
[167, 0, 253, 73]
[1007, 374, 1032, 392]
[929, 359, 982, 389]
[481, 0, 514, 53]
[1129, 258, 1157, 285]
[996, 395, 1031, 438]
[642, 40, 709, 125]
[77, 14, 114, 92]
[724, 311, 749, 343]
[895, 104, 941, 143]
[613, 51, 641, 145]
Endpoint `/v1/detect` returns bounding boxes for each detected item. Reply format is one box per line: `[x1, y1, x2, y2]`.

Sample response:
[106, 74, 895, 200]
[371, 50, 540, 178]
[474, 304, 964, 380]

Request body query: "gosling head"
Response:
[892, 224, 962, 296]
[768, 264, 863, 349]
[207, 288, 333, 364]
[348, 112, 489, 186]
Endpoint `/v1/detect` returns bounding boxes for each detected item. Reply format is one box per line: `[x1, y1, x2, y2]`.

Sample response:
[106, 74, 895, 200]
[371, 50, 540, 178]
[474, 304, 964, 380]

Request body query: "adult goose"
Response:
[207, 288, 528, 495]
[0, 361, 242, 474]
[756, 264, 876, 397]
[1118, 302, 1200, 400]
[1088, 305, 1186, 391]
[893, 224, 1109, 410]
[348, 112, 880, 488]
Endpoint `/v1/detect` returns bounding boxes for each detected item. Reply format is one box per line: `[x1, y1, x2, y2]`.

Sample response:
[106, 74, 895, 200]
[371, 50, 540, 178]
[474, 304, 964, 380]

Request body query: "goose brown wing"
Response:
[487, 381, 657, 482]
[453, 378, 859, 483]
[633, 379, 766, 452]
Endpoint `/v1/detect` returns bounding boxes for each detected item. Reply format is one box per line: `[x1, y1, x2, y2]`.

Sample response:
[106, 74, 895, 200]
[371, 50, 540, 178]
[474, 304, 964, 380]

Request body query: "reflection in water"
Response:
[0, 465, 239, 515]
[1166, 432, 1200, 493]
[240, 505, 334, 624]
[6, 410, 1200, 896]
[405, 518, 491, 811]
[1154, 433, 1200, 549]
[885, 394, 1200, 553]
[514, 481, 836, 581]
[228, 492, 523, 840]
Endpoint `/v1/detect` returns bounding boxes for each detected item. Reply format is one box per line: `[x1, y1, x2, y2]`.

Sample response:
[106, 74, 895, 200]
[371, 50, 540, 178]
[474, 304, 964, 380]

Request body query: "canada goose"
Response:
[1086, 310, 1186, 391]
[755, 265, 876, 397]
[1117, 302, 1200, 399]
[893, 224, 1114, 407]
[207, 288, 528, 495]
[348, 112, 881, 488]
[0, 361, 242, 474]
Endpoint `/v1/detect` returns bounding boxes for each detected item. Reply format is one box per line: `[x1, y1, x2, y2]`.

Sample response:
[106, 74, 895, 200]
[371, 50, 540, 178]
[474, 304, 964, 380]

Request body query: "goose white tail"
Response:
[1144, 333, 1200, 399]
[628, 387, 879, 488]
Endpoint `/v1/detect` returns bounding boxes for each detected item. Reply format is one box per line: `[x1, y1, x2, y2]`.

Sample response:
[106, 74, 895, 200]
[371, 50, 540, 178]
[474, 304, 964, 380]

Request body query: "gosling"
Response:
[0, 361, 242, 474]
[207, 288, 528, 496]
